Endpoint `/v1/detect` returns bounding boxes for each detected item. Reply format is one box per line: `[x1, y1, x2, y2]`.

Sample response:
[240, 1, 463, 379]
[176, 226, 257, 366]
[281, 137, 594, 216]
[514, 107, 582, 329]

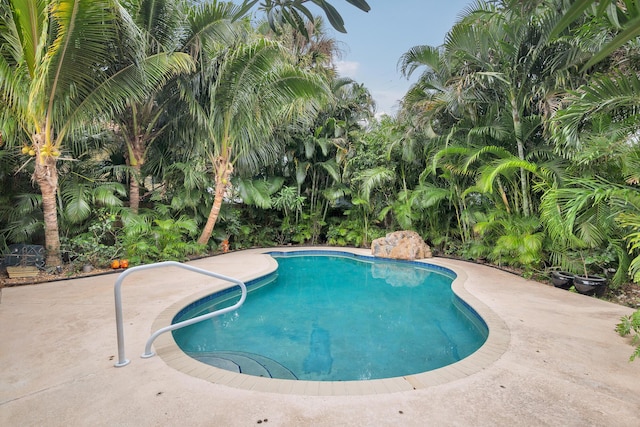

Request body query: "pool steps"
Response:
[187, 351, 298, 379]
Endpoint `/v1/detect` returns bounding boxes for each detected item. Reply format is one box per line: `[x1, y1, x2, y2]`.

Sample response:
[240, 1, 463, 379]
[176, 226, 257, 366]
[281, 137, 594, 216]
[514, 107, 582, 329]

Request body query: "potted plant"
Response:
[541, 182, 629, 297]
[550, 270, 574, 289]
[572, 252, 607, 296]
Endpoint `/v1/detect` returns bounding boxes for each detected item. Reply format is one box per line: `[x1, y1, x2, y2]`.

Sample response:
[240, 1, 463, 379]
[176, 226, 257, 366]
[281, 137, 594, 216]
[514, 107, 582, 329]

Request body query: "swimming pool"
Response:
[172, 251, 488, 381]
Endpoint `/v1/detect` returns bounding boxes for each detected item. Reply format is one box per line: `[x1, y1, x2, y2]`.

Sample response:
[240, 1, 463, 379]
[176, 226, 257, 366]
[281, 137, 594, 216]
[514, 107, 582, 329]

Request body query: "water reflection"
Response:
[370, 262, 429, 287]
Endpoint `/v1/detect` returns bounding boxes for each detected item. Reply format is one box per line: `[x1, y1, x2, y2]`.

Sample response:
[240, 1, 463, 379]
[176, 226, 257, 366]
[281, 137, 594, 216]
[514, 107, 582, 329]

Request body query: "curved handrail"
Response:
[114, 261, 246, 367]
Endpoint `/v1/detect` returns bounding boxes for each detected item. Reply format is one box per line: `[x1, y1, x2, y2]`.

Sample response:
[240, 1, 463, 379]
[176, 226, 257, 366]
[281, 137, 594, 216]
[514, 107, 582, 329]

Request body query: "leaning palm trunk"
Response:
[187, 39, 327, 246]
[197, 156, 233, 245]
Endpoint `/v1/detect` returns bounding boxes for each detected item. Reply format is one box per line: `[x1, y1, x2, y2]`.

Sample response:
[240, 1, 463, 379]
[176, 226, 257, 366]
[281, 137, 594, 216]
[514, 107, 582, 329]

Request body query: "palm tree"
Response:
[264, 15, 339, 74]
[179, 36, 328, 246]
[0, 0, 193, 265]
[286, 78, 375, 223]
[551, 71, 640, 174]
[401, 0, 586, 218]
[546, 52, 640, 285]
[115, 0, 245, 213]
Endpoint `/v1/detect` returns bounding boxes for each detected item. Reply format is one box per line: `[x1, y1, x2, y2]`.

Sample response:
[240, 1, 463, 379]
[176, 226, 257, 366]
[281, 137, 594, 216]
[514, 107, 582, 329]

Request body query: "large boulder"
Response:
[371, 230, 432, 260]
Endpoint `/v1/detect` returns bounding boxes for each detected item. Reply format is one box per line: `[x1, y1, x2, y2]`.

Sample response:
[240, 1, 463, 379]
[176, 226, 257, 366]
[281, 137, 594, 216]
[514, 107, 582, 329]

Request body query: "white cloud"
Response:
[335, 60, 359, 79]
[372, 89, 404, 118]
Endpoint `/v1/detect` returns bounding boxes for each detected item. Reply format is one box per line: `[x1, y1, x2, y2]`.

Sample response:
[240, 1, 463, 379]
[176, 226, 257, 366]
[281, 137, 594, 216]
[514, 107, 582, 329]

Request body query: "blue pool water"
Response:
[172, 252, 488, 381]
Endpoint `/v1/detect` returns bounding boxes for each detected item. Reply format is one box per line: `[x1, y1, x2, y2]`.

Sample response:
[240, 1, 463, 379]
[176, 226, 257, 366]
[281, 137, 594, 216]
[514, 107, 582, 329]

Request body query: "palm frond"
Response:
[618, 212, 640, 283]
[61, 183, 92, 224]
[411, 184, 452, 209]
[184, 1, 245, 58]
[398, 44, 442, 79]
[93, 183, 126, 206]
[318, 159, 341, 184]
[234, 176, 283, 209]
[353, 166, 395, 202]
[476, 157, 538, 194]
[5, 0, 47, 77]
[60, 51, 194, 141]
[552, 72, 640, 152]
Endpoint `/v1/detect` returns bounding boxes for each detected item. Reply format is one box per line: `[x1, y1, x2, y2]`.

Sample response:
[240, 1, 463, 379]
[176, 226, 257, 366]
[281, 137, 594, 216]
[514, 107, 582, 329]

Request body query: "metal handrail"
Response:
[113, 261, 246, 367]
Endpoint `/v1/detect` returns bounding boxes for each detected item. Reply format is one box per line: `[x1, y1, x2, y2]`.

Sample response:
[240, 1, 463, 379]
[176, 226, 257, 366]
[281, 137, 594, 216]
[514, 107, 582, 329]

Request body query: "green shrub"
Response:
[121, 214, 205, 264]
[61, 211, 122, 268]
[616, 309, 640, 362]
[326, 217, 384, 248]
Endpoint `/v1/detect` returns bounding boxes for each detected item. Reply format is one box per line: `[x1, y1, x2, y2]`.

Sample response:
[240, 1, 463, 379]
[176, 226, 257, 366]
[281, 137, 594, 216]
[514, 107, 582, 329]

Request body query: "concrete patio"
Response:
[1, 247, 639, 426]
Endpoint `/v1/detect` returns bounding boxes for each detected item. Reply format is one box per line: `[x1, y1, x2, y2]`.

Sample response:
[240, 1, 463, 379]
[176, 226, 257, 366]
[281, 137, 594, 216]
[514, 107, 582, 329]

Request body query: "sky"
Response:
[329, 0, 473, 117]
[234, 0, 474, 118]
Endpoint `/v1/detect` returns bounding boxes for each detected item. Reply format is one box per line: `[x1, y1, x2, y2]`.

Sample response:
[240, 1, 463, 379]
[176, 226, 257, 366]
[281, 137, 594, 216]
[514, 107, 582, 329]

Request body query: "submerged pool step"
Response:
[186, 351, 298, 380]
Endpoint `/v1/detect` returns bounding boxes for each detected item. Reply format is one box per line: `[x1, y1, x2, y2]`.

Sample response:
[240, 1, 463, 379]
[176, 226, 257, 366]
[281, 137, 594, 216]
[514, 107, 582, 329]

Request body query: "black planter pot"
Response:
[573, 275, 607, 296]
[551, 271, 574, 289]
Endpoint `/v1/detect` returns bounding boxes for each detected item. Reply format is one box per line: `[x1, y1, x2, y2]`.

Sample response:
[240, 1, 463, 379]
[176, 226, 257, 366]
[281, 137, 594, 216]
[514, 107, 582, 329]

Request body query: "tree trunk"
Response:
[33, 145, 62, 266]
[129, 162, 141, 214]
[126, 135, 145, 214]
[197, 157, 233, 246]
[497, 179, 511, 214]
[511, 95, 530, 217]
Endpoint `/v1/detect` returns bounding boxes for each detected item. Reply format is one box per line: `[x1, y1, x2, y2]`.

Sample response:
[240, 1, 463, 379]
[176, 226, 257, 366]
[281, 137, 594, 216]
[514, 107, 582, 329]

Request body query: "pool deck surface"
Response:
[1, 247, 639, 426]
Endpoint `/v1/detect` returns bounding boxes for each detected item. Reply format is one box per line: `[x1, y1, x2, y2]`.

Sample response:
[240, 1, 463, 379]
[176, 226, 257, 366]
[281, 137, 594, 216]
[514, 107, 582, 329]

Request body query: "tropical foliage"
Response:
[394, 0, 640, 282]
[617, 309, 640, 361]
[1, 0, 639, 327]
[0, 0, 193, 265]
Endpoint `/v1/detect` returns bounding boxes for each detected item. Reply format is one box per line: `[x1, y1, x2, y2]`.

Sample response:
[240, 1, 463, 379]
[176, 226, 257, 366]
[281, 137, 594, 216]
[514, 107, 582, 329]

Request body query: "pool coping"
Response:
[150, 247, 510, 395]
